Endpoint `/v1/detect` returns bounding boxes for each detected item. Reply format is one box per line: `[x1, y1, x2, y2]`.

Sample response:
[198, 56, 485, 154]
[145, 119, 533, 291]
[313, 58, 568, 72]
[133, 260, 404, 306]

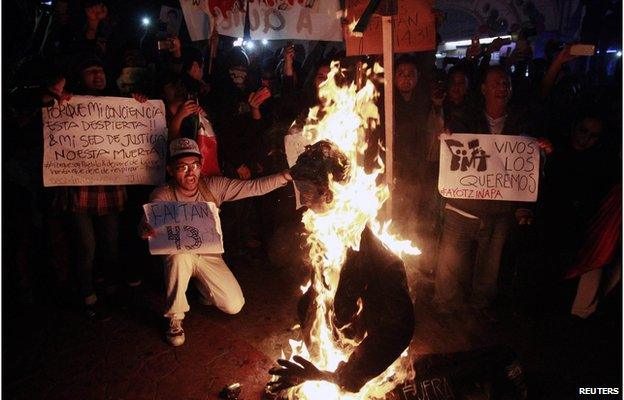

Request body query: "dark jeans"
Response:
[434, 208, 512, 310]
[69, 213, 120, 300]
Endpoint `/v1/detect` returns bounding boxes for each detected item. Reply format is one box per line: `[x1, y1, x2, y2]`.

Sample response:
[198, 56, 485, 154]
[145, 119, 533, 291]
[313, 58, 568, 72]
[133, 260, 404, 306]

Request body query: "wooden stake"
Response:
[382, 15, 394, 217]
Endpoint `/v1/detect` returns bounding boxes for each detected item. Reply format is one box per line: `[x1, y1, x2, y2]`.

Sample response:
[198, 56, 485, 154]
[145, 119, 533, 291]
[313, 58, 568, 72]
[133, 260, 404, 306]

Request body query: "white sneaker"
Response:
[166, 318, 185, 347]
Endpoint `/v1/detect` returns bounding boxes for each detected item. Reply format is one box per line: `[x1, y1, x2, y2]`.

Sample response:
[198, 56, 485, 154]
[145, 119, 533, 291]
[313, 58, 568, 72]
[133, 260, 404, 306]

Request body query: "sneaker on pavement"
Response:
[166, 318, 185, 347]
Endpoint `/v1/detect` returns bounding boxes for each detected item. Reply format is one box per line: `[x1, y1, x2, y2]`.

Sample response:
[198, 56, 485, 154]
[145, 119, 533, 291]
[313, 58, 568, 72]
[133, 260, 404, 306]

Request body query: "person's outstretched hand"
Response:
[267, 356, 330, 393]
[46, 77, 72, 105]
[553, 45, 579, 67]
[236, 164, 252, 180]
[248, 87, 271, 109]
[176, 100, 203, 119]
[132, 93, 149, 103]
[169, 36, 182, 58]
[85, 2, 107, 24]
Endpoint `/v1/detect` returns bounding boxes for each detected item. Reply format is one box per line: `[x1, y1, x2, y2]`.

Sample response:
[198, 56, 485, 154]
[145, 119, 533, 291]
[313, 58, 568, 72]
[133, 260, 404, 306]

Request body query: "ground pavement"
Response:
[3, 252, 622, 400]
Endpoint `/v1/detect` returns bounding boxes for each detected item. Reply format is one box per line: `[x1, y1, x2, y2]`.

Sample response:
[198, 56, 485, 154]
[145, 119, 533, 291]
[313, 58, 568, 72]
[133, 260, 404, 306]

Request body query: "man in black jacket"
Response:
[433, 66, 552, 318]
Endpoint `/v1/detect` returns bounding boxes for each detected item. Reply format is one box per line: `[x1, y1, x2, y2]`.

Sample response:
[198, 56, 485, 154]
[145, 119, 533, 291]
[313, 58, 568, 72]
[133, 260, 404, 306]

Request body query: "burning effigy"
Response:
[267, 62, 421, 400]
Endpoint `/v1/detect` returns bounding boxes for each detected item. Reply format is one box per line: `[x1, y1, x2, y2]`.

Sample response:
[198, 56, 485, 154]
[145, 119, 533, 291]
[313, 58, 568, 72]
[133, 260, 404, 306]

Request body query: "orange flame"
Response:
[283, 61, 419, 399]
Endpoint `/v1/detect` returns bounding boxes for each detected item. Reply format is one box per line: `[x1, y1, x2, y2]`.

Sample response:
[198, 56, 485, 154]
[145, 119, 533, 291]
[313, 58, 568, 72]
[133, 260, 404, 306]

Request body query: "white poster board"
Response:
[42, 96, 167, 187]
[284, 130, 314, 209]
[247, 0, 342, 41]
[180, 0, 213, 41]
[438, 133, 540, 202]
[143, 201, 224, 255]
[159, 5, 183, 36]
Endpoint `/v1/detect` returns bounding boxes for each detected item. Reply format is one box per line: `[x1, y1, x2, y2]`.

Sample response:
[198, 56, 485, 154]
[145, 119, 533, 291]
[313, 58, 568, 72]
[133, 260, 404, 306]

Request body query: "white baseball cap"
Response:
[169, 138, 202, 161]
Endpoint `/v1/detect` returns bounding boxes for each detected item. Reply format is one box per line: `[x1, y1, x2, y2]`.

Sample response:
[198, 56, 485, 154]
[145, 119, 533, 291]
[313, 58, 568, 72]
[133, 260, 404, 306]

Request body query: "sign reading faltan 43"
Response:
[438, 133, 540, 202]
[143, 201, 224, 255]
[42, 96, 168, 187]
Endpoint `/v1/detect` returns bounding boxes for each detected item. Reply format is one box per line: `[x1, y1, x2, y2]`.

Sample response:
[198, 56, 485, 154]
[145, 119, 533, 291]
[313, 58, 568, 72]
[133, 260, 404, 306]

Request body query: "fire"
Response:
[281, 61, 420, 399]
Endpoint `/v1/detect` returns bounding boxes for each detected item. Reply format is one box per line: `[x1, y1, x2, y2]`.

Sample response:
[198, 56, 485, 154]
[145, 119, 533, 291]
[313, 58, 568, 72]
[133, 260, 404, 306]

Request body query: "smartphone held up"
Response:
[570, 44, 596, 57]
[157, 39, 174, 51]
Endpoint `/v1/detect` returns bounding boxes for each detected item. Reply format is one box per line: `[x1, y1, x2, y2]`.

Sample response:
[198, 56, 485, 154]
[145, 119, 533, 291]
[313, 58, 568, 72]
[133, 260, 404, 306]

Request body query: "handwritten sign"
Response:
[438, 133, 540, 202]
[207, 0, 245, 38]
[143, 201, 224, 255]
[180, 0, 212, 41]
[42, 96, 167, 187]
[247, 0, 342, 41]
[345, 0, 436, 56]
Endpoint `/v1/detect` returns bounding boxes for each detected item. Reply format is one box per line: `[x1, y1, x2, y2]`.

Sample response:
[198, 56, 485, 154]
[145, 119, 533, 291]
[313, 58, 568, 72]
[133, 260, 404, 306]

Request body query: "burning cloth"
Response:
[268, 140, 415, 394]
[297, 225, 415, 392]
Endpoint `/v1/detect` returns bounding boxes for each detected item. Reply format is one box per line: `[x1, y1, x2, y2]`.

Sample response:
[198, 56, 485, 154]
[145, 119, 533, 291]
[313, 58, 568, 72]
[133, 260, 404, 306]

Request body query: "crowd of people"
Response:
[4, 0, 621, 351]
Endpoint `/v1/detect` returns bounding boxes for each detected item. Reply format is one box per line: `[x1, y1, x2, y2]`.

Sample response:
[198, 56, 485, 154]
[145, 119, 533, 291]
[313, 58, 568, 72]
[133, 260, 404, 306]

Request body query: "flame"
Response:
[283, 62, 420, 399]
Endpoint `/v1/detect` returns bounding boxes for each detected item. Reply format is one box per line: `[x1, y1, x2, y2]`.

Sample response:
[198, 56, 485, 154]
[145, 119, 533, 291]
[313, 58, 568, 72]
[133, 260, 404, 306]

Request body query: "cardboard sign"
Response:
[284, 129, 314, 209]
[284, 128, 314, 168]
[247, 0, 342, 41]
[42, 96, 167, 187]
[180, 0, 213, 41]
[438, 133, 540, 202]
[144, 201, 224, 255]
[159, 5, 183, 36]
[345, 0, 436, 56]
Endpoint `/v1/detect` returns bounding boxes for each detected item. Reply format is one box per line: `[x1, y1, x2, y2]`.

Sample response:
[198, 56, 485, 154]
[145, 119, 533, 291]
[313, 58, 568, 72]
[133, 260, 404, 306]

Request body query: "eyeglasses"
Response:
[174, 161, 201, 173]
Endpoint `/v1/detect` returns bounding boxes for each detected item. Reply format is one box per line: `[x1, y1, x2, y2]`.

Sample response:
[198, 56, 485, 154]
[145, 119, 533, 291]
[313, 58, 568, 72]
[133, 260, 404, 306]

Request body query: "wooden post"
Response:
[208, 27, 219, 75]
[382, 15, 394, 217]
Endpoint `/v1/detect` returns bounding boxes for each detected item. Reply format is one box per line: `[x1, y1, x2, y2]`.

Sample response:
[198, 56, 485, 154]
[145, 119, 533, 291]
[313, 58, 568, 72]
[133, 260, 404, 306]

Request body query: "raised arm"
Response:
[84, 2, 107, 41]
[540, 45, 578, 99]
[207, 171, 291, 205]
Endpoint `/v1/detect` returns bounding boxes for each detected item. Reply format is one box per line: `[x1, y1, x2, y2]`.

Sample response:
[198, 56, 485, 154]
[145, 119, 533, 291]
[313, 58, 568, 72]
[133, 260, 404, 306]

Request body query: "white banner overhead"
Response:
[42, 96, 167, 187]
[207, 0, 342, 41]
[247, 0, 342, 41]
[438, 133, 540, 202]
[144, 201, 224, 255]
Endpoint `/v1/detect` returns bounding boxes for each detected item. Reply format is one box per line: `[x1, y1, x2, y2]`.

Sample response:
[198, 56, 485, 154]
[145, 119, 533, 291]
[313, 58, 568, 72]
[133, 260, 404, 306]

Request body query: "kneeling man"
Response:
[140, 138, 291, 346]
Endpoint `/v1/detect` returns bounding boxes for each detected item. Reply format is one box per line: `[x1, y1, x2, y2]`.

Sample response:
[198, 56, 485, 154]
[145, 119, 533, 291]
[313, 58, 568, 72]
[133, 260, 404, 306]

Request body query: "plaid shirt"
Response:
[68, 185, 127, 215]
